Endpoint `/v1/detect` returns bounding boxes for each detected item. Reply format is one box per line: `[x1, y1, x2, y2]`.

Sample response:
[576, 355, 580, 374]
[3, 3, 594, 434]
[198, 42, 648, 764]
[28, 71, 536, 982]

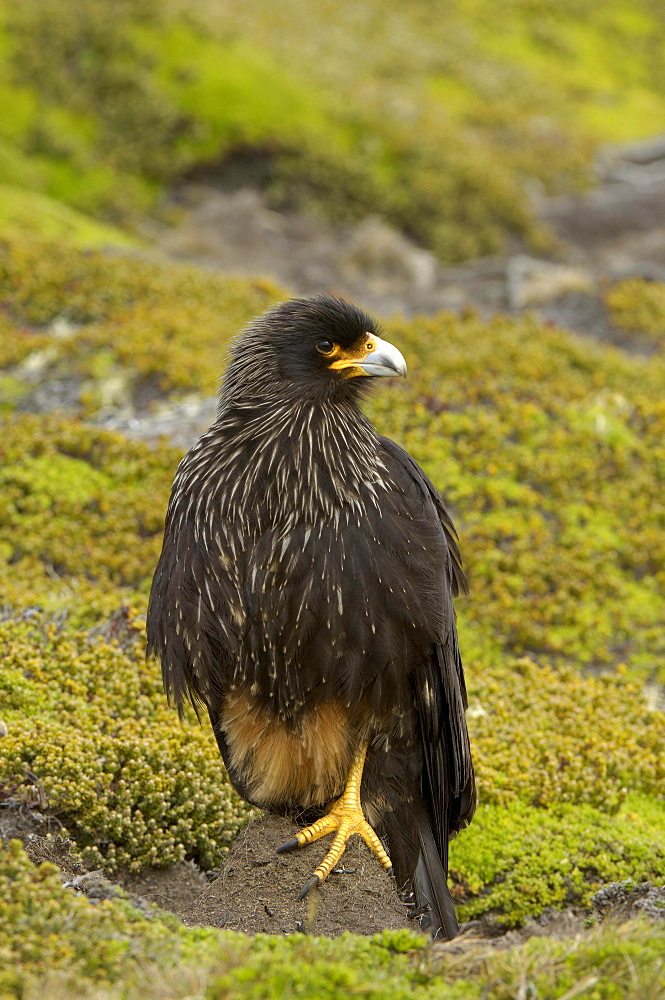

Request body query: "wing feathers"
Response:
[378, 434, 476, 936]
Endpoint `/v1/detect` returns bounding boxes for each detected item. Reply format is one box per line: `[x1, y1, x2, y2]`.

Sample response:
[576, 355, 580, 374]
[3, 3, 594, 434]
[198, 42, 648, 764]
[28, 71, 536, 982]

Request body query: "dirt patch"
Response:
[113, 861, 206, 918]
[182, 814, 412, 936]
[2, 804, 412, 935]
[23, 834, 89, 879]
[0, 791, 65, 845]
[23, 835, 158, 912]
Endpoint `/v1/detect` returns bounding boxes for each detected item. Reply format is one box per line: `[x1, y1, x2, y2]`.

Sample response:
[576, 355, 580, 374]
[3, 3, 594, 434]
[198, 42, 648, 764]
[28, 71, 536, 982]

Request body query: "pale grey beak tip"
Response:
[358, 336, 408, 379]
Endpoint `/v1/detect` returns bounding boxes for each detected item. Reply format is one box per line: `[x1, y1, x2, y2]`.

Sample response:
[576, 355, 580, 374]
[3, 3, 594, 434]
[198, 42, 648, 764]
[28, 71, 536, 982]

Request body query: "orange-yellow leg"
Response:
[276, 743, 393, 899]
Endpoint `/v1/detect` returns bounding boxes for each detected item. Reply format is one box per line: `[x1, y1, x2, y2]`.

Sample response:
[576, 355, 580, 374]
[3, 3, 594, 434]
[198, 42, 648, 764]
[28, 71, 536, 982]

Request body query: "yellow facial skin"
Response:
[323, 333, 407, 380]
[327, 333, 379, 377]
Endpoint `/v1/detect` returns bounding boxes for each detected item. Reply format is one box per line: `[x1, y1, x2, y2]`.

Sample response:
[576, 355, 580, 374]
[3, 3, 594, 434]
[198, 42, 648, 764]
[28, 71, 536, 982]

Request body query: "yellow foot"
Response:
[276, 744, 393, 899]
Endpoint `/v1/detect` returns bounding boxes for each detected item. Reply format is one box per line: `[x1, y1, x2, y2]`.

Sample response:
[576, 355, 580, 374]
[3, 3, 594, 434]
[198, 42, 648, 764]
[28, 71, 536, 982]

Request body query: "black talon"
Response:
[386, 866, 394, 878]
[276, 838, 299, 854]
[298, 875, 320, 900]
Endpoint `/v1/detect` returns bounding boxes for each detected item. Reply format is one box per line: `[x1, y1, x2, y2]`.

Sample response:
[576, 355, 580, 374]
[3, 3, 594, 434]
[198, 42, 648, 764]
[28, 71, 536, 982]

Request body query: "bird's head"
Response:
[220, 295, 407, 407]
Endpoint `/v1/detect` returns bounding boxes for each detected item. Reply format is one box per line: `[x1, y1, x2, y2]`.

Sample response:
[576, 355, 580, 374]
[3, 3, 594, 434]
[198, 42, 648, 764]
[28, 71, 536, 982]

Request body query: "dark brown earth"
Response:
[181, 814, 411, 936]
[0, 781, 65, 843]
[113, 861, 207, 915]
[2, 803, 411, 935]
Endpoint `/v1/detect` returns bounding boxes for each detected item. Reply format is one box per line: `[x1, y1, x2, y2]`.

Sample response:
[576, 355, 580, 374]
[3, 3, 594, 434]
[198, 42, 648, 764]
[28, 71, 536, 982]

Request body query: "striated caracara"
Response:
[147, 295, 476, 938]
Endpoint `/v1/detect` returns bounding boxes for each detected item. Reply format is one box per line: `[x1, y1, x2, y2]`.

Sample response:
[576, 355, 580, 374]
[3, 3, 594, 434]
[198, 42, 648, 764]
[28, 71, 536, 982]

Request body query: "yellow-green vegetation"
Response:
[1, 617, 663, 915]
[1, 0, 664, 258]
[2, 840, 665, 1000]
[606, 279, 665, 347]
[2, 235, 665, 982]
[0, 416, 180, 616]
[0, 235, 282, 413]
[0, 619, 251, 871]
[467, 660, 664, 811]
[451, 796, 665, 926]
[0, 185, 133, 248]
[0, 839, 222, 998]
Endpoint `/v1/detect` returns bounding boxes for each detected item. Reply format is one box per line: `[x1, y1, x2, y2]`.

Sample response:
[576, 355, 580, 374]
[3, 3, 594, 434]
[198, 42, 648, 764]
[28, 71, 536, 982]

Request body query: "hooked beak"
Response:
[329, 334, 407, 379]
[356, 335, 407, 378]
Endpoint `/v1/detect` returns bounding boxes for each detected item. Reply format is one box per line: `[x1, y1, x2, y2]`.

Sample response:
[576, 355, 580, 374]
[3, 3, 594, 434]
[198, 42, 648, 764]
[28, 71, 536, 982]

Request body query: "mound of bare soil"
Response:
[182, 814, 412, 937]
[4, 806, 411, 935]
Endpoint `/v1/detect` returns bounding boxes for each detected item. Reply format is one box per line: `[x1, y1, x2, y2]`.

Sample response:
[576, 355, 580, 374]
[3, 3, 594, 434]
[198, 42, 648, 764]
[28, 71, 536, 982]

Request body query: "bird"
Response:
[146, 295, 476, 938]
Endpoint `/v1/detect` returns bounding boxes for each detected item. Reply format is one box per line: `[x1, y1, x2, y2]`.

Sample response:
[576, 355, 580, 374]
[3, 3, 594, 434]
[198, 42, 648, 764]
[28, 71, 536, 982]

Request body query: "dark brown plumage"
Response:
[147, 295, 475, 938]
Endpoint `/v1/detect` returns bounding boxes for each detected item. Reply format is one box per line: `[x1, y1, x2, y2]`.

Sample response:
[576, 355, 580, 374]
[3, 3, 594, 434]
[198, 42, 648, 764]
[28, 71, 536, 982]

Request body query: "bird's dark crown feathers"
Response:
[219, 295, 382, 406]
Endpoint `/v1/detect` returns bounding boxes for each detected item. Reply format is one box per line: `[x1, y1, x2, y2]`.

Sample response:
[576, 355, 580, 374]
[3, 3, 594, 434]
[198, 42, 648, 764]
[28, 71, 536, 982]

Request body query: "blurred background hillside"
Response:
[1, 0, 665, 259]
[2, 0, 665, 323]
[1, 3, 665, 998]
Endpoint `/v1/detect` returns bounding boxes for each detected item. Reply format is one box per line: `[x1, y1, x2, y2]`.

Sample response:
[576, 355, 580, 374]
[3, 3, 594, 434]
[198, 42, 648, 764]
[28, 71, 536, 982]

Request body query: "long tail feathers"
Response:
[383, 799, 459, 940]
[413, 817, 459, 939]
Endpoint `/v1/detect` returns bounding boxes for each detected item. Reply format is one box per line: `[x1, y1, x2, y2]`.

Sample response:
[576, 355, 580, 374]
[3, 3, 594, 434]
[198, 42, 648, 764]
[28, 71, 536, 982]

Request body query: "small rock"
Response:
[344, 217, 437, 292]
[644, 682, 665, 713]
[48, 316, 80, 342]
[506, 255, 595, 309]
[96, 375, 131, 410]
[16, 346, 60, 378]
[598, 133, 665, 173]
[0, 720, 7, 737]
[592, 880, 665, 923]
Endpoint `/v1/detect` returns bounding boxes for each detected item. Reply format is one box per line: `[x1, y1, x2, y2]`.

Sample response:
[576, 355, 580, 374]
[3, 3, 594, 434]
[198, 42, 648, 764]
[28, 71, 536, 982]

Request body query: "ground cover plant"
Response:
[1, 236, 664, 954]
[606, 279, 665, 349]
[2, 3, 665, 992]
[2, 839, 664, 999]
[1, 0, 664, 258]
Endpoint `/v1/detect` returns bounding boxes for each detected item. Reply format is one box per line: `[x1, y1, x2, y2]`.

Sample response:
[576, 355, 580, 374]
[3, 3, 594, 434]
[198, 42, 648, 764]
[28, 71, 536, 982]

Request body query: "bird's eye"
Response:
[316, 339, 334, 355]
[365, 341, 374, 351]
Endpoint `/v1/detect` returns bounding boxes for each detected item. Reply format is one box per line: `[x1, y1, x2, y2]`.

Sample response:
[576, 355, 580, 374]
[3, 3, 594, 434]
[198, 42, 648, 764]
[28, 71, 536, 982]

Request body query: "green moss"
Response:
[0, 374, 29, 412]
[0, 0, 175, 217]
[2, 839, 665, 999]
[450, 795, 665, 926]
[606, 279, 665, 346]
[0, 416, 179, 611]
[0, 184, 134, 247]
[205, 932, 448, 1000]
[466, 659, 664, 813]
[0, 617, 252, 871]
[130, 22, 340, 161]
[0, 839, 223, 997]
